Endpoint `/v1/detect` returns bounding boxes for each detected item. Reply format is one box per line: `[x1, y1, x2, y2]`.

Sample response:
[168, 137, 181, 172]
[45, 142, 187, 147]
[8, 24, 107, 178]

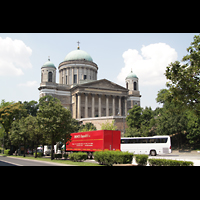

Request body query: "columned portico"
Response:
[75, 92, 127, 119]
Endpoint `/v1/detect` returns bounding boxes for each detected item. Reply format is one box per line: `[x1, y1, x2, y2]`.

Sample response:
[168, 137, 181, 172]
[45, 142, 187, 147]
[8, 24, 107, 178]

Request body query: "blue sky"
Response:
[0, 33, 198, 110]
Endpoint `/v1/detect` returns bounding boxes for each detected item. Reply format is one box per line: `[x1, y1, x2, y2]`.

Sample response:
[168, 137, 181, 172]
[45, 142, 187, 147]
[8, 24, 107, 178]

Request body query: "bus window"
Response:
[160, 138, 168, 143]
[149, 139, 156, 143]
[156, 138, 161, 143]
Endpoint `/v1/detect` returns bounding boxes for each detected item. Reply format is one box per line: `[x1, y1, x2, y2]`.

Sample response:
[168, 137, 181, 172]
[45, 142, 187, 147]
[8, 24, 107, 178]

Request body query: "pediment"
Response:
[79, 79, 128, 91]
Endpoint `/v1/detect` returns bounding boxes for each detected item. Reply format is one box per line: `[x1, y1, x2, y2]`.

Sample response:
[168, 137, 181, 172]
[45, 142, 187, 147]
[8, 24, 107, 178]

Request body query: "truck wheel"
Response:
[150, 150, 156, 156]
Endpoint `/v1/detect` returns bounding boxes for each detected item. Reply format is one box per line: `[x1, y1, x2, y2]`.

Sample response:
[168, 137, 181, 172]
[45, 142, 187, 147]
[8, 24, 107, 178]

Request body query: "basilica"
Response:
[38, 43, 141, 132]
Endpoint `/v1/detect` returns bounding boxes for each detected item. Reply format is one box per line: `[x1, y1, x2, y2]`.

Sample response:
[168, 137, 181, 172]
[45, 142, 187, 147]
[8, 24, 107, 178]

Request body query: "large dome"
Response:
[64, 48, 93, 62]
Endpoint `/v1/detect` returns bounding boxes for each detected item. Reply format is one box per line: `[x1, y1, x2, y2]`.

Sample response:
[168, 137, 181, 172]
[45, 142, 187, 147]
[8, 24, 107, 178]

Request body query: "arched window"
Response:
[134, 82, 137, 90]
[126, 82, 128, 89]
[48, 72, 53, 82]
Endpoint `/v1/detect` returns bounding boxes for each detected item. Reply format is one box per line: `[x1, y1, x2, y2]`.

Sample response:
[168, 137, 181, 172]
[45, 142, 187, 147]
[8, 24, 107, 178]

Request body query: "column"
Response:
[124, 97, 127, 116]
[118, 96, 121, 116]
[112, 96, 115, 116]
[67, 68, 69, 85]
[77, 93, 81, 119]
[98, 94, 102, 117]
[106, 95, 109, 116]
[77, 67, 79, 84]
[72, 68, 74, 84]
[92, 94, 95, 118]
[85, 93, 88, 118]
[63, 68, 66, 84]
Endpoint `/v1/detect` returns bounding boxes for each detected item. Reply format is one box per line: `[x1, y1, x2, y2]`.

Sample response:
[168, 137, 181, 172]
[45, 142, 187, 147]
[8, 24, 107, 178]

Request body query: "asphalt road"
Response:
[0, 156, 74, 166]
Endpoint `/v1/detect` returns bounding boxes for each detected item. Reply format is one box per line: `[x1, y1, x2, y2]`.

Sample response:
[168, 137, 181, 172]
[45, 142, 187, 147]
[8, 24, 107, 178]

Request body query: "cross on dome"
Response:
[77, 41, 80, 49]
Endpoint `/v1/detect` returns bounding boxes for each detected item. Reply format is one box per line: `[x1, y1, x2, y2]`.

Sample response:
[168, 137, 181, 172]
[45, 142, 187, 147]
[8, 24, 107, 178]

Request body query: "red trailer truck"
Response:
[66, 130, 121, 158]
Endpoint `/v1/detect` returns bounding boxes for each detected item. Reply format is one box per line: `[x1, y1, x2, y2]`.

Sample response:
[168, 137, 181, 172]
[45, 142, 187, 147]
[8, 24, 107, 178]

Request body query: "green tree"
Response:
[186, 110, 200, 145]
[126, 105, 155, 137]
[24, 115, 43, 158]
[22, 100, 39, 116]
[79, 122, 97, 132]
[37, 95, 72, 160]
[0, 102, 27, 151]
[165, 34, 200, 116]
[10, 120, 22, 149]
[124, 127, 141, 137]
[126, 105, 142, 129]
[155, 89, 188, 149]
[101, 120, 117, 130]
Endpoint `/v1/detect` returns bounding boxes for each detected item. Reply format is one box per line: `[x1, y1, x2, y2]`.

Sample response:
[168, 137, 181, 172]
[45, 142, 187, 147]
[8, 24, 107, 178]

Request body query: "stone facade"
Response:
[38, 46, 141, 133]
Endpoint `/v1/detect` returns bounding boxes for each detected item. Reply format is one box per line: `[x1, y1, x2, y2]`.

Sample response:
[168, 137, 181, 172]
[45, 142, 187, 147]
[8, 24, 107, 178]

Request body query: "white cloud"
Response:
[18, 80, 38, 87]
[117, 43, 178, 86]
[0, 37, 32, 76]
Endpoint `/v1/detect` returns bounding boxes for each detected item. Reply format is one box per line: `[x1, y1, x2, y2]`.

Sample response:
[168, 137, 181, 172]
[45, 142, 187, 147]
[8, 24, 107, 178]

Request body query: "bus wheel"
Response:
[150, 150, 156, 156]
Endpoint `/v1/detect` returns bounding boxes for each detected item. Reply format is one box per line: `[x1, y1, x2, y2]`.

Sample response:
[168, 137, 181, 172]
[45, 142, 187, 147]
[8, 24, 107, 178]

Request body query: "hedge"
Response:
[54, 154, 62, 159]
[34, 152, 43, 157]
[69, 152, 87, 162]
[135, 154, 148, 166]
[148, 158, 193, 166]
[94, 151, 134, 166]
[63, 153, 68, 159]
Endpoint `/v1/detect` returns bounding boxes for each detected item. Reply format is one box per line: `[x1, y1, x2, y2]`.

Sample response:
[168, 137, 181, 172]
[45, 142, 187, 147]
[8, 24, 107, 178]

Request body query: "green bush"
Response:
[63, 153, 68, 159]
[135, 154, 148, 166]
[34, 152, 43, 157]
[54, 154, 62, 159]
[94, 151, 134, 166]
[4, 149, 10, 156]
[148, 158, 193, 166]
[69, 152, 87, 162]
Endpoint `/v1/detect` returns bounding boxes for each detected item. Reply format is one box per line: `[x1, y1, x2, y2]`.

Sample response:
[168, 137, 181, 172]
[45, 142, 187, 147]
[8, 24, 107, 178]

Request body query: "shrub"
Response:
[34, 152, 43, 157]
[135, 154, 148, 166]
[94, 151, 134, 166]
[69, 152, 87, 162]
[54, 154, 62, 159]
[63, 153, 68, 159]
[148, 158, 193, 166]
[4, 149, 10, 156]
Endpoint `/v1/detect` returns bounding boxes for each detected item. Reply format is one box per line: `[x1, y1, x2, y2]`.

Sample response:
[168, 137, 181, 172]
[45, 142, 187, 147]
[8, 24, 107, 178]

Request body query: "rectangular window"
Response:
[74, 74, 77, 84]
[84, 75, 87, 80]
[66, 75, 68, 84]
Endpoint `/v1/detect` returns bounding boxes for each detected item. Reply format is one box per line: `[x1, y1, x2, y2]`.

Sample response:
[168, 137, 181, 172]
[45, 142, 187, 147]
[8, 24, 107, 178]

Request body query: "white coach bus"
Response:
[121, 135, 171, 156]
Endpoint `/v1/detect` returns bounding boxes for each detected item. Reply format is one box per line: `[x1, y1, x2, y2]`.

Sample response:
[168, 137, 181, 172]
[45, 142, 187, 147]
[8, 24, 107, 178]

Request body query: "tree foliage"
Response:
[125, 105, 156, 137]
[79, 122, 97, 132]
[165, 34, 200, 116]
[37, 95, 72, 160]
[101, 120, 117, 130]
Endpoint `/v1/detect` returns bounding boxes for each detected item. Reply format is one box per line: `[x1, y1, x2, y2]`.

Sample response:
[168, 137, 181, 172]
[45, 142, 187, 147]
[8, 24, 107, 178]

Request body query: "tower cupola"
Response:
[41, 57, 56, 83]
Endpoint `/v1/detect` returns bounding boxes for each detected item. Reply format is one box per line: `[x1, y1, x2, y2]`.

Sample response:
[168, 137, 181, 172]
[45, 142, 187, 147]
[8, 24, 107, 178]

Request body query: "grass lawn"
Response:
[9, 155, 102, 166]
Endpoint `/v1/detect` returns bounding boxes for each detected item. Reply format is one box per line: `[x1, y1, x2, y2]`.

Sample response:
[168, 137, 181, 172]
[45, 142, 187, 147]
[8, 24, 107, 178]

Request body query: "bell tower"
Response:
[41, 56, 56, 83]
[126, 69, 141, 109]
